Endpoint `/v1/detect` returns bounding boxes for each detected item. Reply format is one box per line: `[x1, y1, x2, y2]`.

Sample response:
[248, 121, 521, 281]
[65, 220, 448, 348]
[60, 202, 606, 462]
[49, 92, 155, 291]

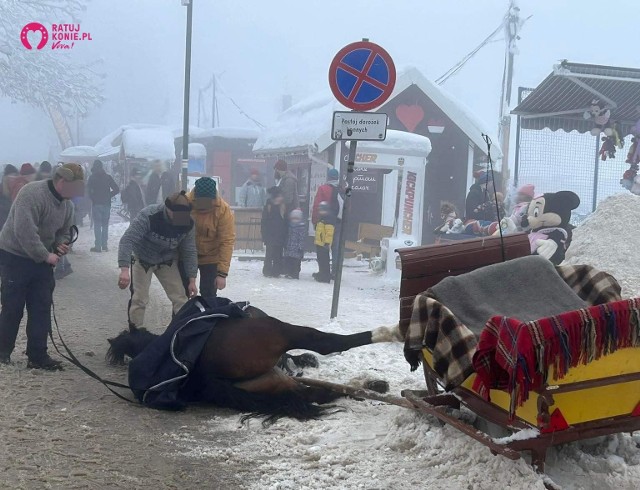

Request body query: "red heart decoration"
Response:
[395, 104, 425, 133]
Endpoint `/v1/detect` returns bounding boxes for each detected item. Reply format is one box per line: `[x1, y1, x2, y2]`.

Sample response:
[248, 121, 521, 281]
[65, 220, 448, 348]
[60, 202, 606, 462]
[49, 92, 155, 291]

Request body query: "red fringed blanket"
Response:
[472, 298, 640, 418]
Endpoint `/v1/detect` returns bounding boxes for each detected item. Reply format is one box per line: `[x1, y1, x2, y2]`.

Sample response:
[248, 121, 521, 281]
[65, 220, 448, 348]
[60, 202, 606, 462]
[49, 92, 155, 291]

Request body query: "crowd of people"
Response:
[0, 152, 349, 372]
[435, 170, 535, 238]
[260, 161, 343, 283]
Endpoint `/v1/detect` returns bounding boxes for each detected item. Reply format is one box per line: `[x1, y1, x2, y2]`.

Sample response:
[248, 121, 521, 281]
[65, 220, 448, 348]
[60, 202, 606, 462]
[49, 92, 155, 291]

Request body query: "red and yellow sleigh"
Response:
[396, 234, 640, 471]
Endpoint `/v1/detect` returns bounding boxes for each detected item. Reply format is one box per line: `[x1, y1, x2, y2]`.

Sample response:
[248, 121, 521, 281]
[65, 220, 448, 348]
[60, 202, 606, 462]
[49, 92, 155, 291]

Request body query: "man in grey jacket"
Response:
[117, 191, 198, 329]
[0, 163, 84, 370]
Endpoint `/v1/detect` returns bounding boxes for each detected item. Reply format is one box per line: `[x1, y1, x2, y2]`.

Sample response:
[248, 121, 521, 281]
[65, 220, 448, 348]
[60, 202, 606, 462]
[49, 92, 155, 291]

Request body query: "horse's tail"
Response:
[187, 378, 341, 426]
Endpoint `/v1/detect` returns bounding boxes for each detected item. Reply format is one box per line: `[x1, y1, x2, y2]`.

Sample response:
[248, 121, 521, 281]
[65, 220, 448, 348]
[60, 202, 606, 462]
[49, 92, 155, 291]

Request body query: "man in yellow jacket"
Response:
[180, 177, 235, 300]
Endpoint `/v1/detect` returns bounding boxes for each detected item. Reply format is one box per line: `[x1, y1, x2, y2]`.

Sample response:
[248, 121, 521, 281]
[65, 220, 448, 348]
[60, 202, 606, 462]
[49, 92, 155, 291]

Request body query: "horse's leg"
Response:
[281, 322, 401, 355]
[233, 368, 299, 394]
[234, 369, 344, 405]
[196, 318, 400, 380]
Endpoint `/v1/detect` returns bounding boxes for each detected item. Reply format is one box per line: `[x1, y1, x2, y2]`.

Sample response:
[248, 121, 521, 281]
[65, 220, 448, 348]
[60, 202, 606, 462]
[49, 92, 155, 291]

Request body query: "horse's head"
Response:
[106, 327, 157, 365]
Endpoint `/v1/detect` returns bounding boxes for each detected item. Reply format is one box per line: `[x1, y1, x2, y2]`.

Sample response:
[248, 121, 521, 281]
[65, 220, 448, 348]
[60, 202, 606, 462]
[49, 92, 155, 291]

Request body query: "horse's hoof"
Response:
[364, 380, 389, 393]
[293, 353, 319, 368]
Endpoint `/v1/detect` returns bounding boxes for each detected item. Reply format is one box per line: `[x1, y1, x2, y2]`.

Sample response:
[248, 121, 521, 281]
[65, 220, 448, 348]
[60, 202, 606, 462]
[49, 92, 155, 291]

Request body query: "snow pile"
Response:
[564, 192, 640, 297]
[349, 129, 432, 157]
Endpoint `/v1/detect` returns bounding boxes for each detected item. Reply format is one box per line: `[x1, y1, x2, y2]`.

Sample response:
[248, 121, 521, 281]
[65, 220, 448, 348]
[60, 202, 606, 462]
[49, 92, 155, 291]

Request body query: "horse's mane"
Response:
[106, 328, 157, 365]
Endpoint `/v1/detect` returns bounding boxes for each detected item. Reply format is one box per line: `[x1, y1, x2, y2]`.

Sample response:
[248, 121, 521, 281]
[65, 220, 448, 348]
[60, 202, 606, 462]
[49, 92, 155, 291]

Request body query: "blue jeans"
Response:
[0, 251, 55, 360]
[92, 204, 111, 250]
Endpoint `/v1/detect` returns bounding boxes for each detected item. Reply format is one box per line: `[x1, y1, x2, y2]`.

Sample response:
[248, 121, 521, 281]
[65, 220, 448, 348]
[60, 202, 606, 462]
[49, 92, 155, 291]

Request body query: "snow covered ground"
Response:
[165, 194, 640, 490]
[2, 206, 637, 489]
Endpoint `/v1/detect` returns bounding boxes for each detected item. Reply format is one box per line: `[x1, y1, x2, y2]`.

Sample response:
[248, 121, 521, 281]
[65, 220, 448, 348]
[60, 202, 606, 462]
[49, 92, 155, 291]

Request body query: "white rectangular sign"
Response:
[331, 111, 388, 141]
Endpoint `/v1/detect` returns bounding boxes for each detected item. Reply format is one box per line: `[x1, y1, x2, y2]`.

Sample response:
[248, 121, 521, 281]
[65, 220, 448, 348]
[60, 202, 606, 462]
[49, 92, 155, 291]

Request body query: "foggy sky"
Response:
[1, 0, 639, 163]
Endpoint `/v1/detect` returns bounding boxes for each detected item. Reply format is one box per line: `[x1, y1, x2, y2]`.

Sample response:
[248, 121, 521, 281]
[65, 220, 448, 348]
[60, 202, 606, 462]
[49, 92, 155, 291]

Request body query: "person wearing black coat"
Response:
[260, 187, 287, 277]
[465, 171, 499, 222]
[145, 163, 176, 206]
[87, 159, 119, 252]
[121, 168, 146, 221]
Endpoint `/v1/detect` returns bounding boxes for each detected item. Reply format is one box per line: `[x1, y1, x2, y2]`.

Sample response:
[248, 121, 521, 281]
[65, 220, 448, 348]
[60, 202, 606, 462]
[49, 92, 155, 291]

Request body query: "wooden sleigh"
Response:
[395, 234, 640, 473]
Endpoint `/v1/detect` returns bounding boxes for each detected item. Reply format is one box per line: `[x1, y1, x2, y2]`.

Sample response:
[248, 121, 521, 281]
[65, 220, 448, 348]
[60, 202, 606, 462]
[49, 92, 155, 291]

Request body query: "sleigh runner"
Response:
[394, 234, 640, 472]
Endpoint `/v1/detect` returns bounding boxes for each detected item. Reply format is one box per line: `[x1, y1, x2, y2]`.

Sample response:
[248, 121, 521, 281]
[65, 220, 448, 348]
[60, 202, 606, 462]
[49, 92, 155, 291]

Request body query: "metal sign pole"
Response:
[330, 140, 357, 319]
[180, 0, 194, 192]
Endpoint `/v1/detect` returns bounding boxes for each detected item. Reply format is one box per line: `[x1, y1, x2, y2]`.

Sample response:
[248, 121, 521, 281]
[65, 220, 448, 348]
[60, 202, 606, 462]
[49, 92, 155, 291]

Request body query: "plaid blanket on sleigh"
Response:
[403, 263, 623, 392]
[472, 297, 640, 417]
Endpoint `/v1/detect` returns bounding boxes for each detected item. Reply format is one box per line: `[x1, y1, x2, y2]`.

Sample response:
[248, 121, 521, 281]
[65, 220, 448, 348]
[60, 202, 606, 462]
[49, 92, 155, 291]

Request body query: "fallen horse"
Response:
[106, 297, 398, 425]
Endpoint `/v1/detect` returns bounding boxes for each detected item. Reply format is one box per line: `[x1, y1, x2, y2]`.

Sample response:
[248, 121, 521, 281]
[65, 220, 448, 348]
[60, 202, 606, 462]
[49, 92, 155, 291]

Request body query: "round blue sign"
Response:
[329, 41, 396, 111]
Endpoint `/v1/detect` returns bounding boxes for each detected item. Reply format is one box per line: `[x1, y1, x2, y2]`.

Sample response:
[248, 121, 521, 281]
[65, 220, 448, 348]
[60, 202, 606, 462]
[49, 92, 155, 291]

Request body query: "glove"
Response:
[535, 239, 558, 260]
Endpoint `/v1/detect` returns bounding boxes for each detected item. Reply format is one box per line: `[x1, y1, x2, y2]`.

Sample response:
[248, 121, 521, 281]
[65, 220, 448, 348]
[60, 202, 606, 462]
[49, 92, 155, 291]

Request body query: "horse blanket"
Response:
[128, 296, 248, 410]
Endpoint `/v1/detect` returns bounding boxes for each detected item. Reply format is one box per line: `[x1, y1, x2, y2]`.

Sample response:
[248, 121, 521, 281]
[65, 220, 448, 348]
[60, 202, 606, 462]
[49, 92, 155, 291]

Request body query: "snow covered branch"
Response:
[0, 0, 102, 117]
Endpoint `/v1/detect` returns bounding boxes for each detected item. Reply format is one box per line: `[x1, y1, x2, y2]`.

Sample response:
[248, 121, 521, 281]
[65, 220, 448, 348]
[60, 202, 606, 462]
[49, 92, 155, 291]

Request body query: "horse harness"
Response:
[48, 225, 136, 403]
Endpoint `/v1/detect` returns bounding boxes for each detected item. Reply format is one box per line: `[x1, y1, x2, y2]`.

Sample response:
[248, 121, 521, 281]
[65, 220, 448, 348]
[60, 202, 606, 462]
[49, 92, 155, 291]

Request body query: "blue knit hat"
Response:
[194, 177, 217, 199]
[328, 168, 339, 181]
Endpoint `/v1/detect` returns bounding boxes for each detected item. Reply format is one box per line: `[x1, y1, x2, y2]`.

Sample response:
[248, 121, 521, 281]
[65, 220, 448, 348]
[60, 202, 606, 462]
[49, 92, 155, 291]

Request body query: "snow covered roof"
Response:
[253, 92, 347, 154]
[59, 146, 99, 159]
[396, 66, 502, 158]
[188, 143, 207, 159]
[94, 123, 168, 157]
[348, 130, 432, 157]
[121, 128, 176, 161]
[95, 124, 260, 159]
[253, 66, 501, 158]
[191, 127, 260, 140]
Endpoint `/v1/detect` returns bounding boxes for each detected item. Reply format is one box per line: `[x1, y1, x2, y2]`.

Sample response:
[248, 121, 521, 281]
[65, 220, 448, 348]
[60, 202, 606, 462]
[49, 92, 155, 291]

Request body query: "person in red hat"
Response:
[8, 163, 37, 201]
[274, 160, 299, 214]
[237, 168, 267, 208]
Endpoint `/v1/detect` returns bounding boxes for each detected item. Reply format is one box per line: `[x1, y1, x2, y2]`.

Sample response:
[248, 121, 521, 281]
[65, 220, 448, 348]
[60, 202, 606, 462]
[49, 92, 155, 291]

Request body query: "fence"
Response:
[514, 87, 630, 219]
